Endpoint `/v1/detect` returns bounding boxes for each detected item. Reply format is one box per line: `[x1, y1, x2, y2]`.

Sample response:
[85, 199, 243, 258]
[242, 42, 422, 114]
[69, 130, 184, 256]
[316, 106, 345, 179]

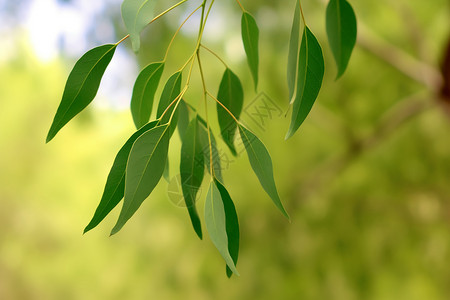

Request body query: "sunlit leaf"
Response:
[130, 62, 165, 129]
[180, 117, 205, 239]
[46, 44, 116, 143]
[286, 26, 324, 139]
[287, 1, 301, 102]
[241, 12, 259, 90]
[84, 121, 158, 234]
[216, 69, 244, 156]
[238, 125, 289, 219]
[157, 71, 183, 135]
[111, 124, 170, 235]
[205, 181, 239, 276]
[326, 0, 357, 79]
[215, 179, 239, 278]
[121, 0, 156, 52]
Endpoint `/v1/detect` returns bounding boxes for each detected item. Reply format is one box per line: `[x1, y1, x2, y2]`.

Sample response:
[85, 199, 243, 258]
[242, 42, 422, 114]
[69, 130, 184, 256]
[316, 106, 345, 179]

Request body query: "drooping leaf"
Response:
[215, 179, 239, 278]
[111, 125, 170, 235]
[83, 121, 158, 234]
[157, 71, 183, 135]
[180, 117, 205, 239]
[121, 0, 156, 52]
[163, 158, 170, 183]
[238, 125, 289, 219]
[286, 26, 324, 139]
[205, 181, 239, 276]
[46, 44, 117, 143]
[241, 12, 259, 90]
[216, 69, 244, 156]
[130, 62, 165, 129]
[326, 0, 357, 79]
[177, 99, 190, 140]
[198, 123, 224, 183]
[287, 1, 301, 102]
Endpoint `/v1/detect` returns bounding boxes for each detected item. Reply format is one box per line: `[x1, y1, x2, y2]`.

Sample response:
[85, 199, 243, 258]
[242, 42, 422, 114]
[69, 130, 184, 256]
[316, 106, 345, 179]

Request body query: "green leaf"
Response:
[121, 0, 156, 52]
[287, 1, 301, 102]
[157, 71, 183, 135]
[111, 124, 170, 235]
[286, 26, 324, 139]
[130, 62, 165, 129]
[215, 179, 239, 278]
[326, 0, 357, 79]
[180, 117, 205, 239]
[238, 125, 289, 219]
[84, 121, 158, 234]
[177, 99, 190, 140]
[198, 123, 224, 184]
[163, 158, 170, 183]
[241, 12, 259, 90]
[46, 44, 116, 143]
[205, 181, 239, 276]
[216, 69, 244, 156]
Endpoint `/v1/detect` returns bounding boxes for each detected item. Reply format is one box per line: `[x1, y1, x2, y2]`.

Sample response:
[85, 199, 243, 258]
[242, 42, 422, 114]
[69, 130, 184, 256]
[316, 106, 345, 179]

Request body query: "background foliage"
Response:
[1, 0, 450, 299]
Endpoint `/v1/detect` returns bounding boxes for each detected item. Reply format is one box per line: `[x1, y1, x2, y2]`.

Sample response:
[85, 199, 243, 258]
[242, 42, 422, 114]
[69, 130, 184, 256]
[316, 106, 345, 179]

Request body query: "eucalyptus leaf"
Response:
[198, 123, 224, 183]
[111, 124, 170, 235]
[83, 121, 158, 234]
[238, 125, 289, 219]
[215, 179, 239, 278]
[286, 26, 324, 139]
[121, 0, 156, 52]
[205, 181, 239, 276]
[287, 1, 300, 102]
[130, 62, 165, 129]
[46, 44, 116, 143]
[180, 117, 205, 239]
[326, 0, 357, 79]
[241, 12, 259, 90]
[216, 69, 244, 156]
[177, 99, 190, 140]
[157, 71, 183, 135]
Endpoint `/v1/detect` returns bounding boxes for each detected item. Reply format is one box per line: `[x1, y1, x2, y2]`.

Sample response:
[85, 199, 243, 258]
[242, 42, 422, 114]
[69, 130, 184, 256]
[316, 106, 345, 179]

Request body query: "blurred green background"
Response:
[1, 0, 450, 299]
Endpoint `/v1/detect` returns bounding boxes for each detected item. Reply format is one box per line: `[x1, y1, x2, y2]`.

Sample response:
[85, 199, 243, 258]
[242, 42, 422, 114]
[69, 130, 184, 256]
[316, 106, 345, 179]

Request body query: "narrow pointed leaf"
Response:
[198, 123, 224, 183]
[286, 26, 324, 139]
[216, 69, 244, 156]
[130, 62, 165, 129]
[205, 181, 239, 276]
[121, 0, 156, 52]
[84, 121, 158, 234]
[163, 158, 170, 183]
[326, 0, 357, 79]
[177, 99, 190, 140]
[241, 12, 259, 90]
[287, 1, 301, 102]
[111, 125, 169, 235]
[238, 125, 289, 219]
[215, 179, 239, 278]
[46, 44, 116, 142]
[157, 71, 183, 135]
[180, 117, 205, 239]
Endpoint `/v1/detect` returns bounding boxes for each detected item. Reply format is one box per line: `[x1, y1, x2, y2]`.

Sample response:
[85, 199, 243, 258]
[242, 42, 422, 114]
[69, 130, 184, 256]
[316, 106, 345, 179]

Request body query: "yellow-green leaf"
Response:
[46, 44, 116, 143]
[215, 179, 239, 278]
[205, 181, 239, 276]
